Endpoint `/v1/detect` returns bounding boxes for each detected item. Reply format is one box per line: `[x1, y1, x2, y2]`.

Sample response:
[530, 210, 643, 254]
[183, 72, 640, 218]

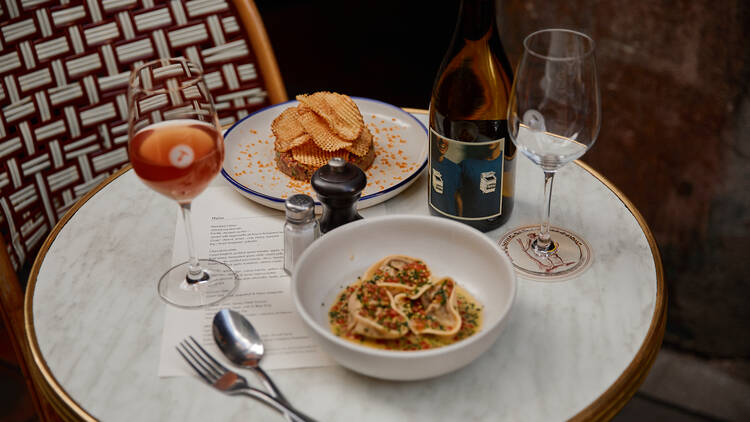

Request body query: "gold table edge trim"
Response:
[22, 109, 666, 422]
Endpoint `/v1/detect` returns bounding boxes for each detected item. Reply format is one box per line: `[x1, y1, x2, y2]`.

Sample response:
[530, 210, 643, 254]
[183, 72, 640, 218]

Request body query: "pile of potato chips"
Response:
[272, 92, 373, 169]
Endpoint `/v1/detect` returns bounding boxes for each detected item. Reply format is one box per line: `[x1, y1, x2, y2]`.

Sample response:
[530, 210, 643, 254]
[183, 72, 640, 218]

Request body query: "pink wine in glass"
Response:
[127, 57, 237, 309]
[130, 119, 223, 203]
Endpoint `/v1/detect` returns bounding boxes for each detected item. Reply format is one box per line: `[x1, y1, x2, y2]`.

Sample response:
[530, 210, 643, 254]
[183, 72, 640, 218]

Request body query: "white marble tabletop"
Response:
[25, 112, 664, 421]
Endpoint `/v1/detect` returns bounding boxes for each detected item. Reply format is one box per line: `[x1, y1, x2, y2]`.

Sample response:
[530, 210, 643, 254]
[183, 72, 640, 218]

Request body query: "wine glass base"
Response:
[158, 259, 239, 308]
[498, 225, 593, 282]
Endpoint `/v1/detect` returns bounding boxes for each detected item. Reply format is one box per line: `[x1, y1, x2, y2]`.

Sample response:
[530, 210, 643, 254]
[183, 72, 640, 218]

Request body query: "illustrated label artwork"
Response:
[432, 168, 445, 194]
[479, 171, 497, 193]
[429, 128, 504, 220]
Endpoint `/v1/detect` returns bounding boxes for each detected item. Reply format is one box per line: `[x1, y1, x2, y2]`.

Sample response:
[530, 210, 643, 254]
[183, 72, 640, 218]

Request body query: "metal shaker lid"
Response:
[311, 157, 367, 199]
[285, 194, 315, 222]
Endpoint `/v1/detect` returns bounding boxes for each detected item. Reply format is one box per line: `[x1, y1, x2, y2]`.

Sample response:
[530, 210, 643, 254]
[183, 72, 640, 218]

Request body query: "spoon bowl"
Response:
[212, 309, 292, 412]
[213, 309, 265, 367]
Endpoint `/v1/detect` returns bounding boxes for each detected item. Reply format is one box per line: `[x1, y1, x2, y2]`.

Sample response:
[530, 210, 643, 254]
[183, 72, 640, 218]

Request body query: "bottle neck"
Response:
[451, 0, 513, 80]
[456, 0, 497, 41]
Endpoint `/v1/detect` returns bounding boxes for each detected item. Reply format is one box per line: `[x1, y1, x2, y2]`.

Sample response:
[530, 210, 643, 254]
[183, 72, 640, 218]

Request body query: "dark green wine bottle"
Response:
[428, 0, 516, 232]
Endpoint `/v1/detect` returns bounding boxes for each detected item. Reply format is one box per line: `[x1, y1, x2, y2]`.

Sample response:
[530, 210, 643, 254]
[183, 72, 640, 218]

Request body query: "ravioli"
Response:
[329, 256, 483, 351]
[362, 255, 433, 299]
[394, 277, 461, 336]
[346, 280, 409, 339]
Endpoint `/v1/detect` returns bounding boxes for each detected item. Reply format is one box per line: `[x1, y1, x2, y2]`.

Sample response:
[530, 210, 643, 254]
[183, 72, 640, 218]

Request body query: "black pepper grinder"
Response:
[311, 157, 367, 233]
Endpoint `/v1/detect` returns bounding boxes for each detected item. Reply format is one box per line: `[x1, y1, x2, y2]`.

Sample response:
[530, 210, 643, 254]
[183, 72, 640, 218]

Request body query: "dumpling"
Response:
[362, 255, 433, 299]
[393, 277, 461, 337]
[347, 280, 409, 339]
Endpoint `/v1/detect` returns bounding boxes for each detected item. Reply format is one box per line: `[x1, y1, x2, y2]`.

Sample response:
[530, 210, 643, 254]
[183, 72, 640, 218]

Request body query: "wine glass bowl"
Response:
[500, 29, 601, 281]
[129, 60, 221, 201]
[508, 29, 600, 172]
[128, 58, 238, 307]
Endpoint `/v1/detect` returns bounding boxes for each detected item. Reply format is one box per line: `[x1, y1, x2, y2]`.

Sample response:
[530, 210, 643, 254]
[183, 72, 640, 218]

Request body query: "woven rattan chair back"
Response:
[0, 1, 286, 419]
[0, 0, 286, 270]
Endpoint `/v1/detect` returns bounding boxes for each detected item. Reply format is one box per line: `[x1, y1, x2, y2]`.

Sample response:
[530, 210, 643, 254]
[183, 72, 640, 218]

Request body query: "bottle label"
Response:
[428, 128, 505, 221]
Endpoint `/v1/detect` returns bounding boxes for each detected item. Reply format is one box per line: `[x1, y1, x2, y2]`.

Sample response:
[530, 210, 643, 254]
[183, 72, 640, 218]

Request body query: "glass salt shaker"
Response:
[283, 194, 319, 275]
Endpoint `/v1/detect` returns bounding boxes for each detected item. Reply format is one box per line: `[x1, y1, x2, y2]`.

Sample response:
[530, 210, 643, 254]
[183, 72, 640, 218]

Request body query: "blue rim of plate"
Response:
[220, 96, 428, 206]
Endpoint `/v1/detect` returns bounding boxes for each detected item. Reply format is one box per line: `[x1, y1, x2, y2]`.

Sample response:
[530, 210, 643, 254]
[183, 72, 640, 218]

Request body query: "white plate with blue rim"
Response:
[220, 97, 428, 210]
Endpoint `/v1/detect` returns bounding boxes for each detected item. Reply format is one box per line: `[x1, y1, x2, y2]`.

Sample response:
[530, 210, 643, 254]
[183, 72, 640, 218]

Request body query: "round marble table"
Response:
[24, 111, 665, 421]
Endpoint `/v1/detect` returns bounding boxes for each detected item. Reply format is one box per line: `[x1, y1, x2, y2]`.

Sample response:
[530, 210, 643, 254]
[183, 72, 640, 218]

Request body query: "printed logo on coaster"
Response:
[169, 145, 195, 168]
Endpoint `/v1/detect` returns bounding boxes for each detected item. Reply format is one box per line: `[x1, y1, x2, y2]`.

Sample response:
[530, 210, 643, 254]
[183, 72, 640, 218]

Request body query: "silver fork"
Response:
[177, 336, 317, 422]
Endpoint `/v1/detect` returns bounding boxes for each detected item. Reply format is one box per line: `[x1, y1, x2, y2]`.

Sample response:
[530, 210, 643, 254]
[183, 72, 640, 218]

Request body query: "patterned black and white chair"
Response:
[0, 1, 286, 419]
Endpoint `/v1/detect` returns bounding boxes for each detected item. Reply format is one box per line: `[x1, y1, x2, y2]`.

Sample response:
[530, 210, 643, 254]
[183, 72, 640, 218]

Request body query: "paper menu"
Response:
[157, 186, 335, 377]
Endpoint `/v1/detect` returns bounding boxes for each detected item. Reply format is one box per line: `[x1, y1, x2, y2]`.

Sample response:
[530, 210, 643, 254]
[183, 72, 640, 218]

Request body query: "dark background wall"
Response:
[255, 0, 750, 374]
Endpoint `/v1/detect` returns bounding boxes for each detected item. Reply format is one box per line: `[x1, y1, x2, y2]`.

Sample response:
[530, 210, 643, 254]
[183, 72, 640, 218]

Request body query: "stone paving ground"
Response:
[616, 347, 750, 421]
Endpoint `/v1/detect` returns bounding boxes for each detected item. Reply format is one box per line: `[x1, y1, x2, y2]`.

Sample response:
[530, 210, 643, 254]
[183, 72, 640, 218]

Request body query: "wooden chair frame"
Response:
[235, 0, 288, 105]
[1, 235, 60, 420]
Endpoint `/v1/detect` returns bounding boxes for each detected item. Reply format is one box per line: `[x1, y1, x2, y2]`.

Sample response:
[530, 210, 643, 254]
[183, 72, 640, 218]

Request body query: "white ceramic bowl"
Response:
[291, 215, 517, 381]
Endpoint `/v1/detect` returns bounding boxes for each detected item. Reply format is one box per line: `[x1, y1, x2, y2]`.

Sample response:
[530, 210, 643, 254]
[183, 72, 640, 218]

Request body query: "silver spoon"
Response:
[213, 309, 307, 421]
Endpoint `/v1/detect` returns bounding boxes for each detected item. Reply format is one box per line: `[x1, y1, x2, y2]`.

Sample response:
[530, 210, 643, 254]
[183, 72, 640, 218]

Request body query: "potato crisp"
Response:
[296, 105, 354, 152]
[271, 92, 375, 180]
[296, 92, 364, 141]
[292, 141, 349, 167]
[346, 126, 373, 157]
[271, 107, 310, 152]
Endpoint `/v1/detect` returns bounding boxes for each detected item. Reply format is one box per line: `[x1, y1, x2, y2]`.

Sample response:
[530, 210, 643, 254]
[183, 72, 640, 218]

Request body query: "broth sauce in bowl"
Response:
[328, 256, 484, 352]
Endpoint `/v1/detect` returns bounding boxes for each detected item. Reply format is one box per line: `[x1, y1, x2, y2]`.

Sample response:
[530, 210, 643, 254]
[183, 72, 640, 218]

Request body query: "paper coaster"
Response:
[498, 225, 593, 282]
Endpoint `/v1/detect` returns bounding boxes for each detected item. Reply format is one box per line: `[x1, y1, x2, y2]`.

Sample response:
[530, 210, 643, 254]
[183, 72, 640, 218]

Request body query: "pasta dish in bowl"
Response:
[291, 215, 516, 381]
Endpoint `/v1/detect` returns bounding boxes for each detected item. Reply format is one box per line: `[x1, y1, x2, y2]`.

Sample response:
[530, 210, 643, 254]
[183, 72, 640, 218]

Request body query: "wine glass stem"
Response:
[180, 202, 206, 283]
[535, 170, 556, 253]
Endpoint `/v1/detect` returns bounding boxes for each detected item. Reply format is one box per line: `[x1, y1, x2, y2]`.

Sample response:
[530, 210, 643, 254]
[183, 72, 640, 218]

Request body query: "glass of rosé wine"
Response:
[128, 58, 238, 308]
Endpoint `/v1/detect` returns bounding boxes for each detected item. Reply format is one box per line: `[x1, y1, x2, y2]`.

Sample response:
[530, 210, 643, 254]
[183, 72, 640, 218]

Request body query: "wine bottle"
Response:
[428, 0, 516, 232]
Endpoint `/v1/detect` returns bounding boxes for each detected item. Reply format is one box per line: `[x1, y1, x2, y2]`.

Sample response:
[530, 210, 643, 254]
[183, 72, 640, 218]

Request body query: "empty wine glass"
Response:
[128, 58, 238, 307]
[499, 29, 601, 281]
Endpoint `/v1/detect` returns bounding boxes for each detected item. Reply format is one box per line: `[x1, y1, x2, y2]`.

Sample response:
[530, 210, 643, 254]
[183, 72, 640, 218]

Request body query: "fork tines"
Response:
[176, 335, 228, 384]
